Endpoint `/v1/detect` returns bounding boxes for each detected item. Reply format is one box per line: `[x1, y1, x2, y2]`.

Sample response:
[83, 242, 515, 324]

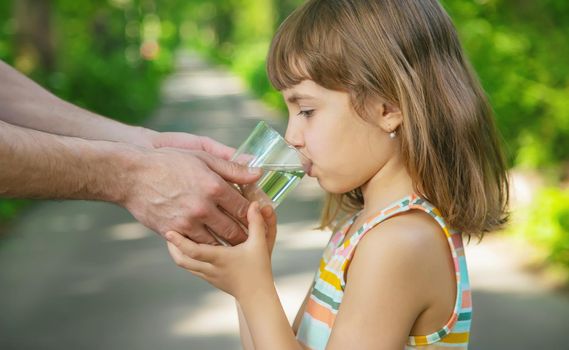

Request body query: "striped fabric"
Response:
[296, 194, 472, 349]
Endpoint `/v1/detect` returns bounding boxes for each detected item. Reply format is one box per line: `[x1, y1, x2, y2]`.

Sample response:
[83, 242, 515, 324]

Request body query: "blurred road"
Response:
[1, 52, 568, 350]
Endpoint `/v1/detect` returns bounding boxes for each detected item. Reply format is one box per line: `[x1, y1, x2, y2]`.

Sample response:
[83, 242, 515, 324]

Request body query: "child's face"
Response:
[283, 80, 398, 194]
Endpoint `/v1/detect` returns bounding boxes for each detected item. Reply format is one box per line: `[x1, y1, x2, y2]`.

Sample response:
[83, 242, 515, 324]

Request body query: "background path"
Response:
[1, 53, 567, 350]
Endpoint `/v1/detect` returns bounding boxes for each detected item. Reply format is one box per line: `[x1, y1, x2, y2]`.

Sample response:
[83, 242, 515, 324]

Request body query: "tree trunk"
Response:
[14, 0, 55, 73]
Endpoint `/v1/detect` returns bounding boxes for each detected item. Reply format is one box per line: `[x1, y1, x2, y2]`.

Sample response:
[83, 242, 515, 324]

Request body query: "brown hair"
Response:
[267, 0, 509, 237]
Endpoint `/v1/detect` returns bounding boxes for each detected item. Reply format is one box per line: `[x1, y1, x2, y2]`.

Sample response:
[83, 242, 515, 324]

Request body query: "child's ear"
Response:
[374, 101, 403, 133]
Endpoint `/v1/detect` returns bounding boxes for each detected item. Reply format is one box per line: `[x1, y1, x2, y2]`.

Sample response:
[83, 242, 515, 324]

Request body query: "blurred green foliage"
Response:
[514, 187, 569, 271]
[177, 0, 283, 108]
[0, 199, 28, 227]
[1, 0, 180, 123]
[0, 0, 182, 225]
[1, 0, 568, 274]
[442, 0, 569, 169]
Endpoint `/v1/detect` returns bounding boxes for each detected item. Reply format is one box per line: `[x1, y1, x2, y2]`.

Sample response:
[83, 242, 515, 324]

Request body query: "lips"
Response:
[296, 149, 313, 176]
[302, 161, 313, 176]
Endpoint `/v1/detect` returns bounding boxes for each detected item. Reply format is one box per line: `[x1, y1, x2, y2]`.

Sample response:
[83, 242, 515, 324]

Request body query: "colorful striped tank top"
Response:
[296, 194, 472, 349]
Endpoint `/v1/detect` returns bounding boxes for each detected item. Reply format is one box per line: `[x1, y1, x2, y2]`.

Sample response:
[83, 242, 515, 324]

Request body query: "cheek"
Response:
[309, 122, 362, 168]
[310, 134, 387, 193]
[306, 138, 363, 192]
[305, 130, 338, 169]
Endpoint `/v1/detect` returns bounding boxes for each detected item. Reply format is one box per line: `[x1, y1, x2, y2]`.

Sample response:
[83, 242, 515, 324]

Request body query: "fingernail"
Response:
[260, 205, 273, 217]
[248, 167, 262, 175]
[259, 199, 273, 210]
[254, 202, 261, 212]
[165, 231, 174, 241]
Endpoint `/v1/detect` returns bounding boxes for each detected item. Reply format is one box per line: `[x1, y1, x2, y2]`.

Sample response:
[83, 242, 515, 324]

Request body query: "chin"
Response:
[316, 177, 351, 195]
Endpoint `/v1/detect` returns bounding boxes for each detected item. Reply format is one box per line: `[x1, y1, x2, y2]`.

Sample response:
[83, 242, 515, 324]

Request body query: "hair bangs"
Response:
[267, 46, 311, 91]
[267, 1, 348, 92]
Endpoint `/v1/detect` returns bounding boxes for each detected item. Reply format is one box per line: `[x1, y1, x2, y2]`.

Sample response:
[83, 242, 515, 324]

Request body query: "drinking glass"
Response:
[232, 121, 307, 209]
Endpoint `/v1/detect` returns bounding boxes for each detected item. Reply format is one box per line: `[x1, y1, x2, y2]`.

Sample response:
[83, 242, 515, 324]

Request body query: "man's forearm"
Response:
[0, 60, 156, 147]
[0, 120, 138, 203]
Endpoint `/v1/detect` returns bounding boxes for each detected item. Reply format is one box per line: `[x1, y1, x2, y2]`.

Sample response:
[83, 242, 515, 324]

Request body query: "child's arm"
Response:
[292, 284, 314, 335]
[166, 202, 306, 350]
[237, 281, 314, 349]
[236, 301, 255, 350]
[324, 219, 441, 349]
[237, 279, 301, 349]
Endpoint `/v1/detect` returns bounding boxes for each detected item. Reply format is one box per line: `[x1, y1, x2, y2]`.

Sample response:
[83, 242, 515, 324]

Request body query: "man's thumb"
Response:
[201, 155, 262, 184]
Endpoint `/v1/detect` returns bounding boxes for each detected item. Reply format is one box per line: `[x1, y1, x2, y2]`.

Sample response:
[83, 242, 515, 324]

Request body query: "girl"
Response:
[165, 0, 509, 349]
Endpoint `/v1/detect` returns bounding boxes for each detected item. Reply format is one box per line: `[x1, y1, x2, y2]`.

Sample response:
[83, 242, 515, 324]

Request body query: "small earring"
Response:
[389, 130, 397, 139]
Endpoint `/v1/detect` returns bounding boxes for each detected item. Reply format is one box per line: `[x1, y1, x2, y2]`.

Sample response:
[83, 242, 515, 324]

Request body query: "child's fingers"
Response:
[165, 230, 221, 263]
[247, 202, 266, 241]
[260, 205, 277, 232]
[260, 205, 277, 247]
[167, 241, 212, 277]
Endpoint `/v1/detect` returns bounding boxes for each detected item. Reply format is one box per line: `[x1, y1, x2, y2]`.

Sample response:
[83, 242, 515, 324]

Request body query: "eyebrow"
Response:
[286, 93, 315, 104]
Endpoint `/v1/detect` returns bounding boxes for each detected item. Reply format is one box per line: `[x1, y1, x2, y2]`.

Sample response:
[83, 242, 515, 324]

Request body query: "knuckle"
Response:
[205, 180, 224, 199]
[189, 205, 209, 221]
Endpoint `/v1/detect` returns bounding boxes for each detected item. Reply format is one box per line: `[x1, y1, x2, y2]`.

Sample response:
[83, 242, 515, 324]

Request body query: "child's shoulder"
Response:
[346, 209, 456, 320]
[360, 209, 446, 256]
[350, 209, 453, 292]
[342, 210, 460, 339]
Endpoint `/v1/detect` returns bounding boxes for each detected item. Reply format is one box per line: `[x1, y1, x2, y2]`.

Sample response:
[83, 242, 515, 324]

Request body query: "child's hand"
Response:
[165, 202, 277, 300]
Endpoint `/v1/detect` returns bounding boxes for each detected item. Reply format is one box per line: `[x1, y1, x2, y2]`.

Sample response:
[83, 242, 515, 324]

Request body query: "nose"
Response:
[285, 117, 304, 148]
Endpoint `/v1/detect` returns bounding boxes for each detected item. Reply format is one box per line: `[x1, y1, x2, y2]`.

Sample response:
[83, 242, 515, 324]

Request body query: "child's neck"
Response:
[360, 156, 414, 214]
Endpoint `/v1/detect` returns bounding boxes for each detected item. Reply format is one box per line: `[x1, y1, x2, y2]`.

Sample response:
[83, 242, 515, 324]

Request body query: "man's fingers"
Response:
[199, 136, 237, 161]
[206, 207, 248, 246]
[199, 153, 262, 185]
[151, 132, 202, 150]
[174, 225, 220, 246]
[196, 152, 263, 229]
[213, 181, 251, 228]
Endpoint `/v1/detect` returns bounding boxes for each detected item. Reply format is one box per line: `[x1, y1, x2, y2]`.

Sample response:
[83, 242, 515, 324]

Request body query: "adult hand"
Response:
[165, 202, 278, 300]
[121, 146, 262, 245]
[142, 129, 236, 160]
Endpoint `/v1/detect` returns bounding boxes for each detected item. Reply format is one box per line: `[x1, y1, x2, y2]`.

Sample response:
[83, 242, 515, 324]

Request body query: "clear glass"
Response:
[232, 121, 307, 209]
